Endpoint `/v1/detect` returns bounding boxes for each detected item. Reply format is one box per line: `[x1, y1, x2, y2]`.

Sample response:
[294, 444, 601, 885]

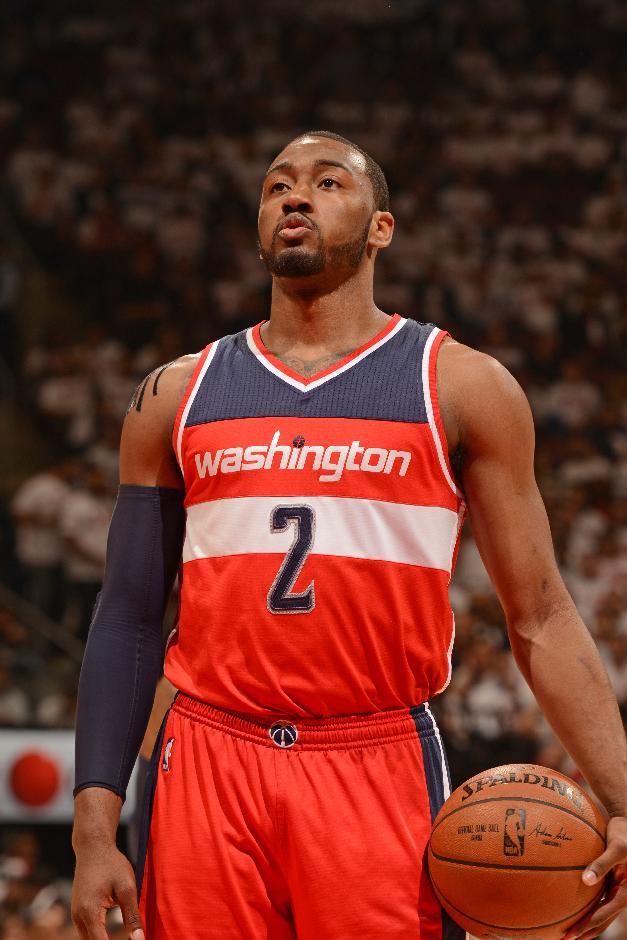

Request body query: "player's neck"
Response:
[264, 275, 389, 357]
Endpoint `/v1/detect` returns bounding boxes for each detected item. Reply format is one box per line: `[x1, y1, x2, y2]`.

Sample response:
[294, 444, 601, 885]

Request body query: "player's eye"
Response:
[269, 181, 289, 193]
[320, 178, 339, 189]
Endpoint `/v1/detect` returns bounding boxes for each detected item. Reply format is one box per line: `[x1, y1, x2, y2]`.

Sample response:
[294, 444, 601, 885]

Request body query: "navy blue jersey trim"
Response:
[411, 704, 465, 940]
[135, 706, 171, 899]
[410, 704, 445, 823]
[185, 319, 438, 426]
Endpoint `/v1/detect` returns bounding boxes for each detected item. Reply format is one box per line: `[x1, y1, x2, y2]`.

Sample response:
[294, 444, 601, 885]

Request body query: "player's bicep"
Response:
[119, 407, 181, 487]
[119, 355, 198, 487]
[457, 357, 570, 625]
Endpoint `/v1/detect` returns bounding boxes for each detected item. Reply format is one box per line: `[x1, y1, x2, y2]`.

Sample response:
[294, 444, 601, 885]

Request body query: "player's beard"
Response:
[259, 218, 371, 278]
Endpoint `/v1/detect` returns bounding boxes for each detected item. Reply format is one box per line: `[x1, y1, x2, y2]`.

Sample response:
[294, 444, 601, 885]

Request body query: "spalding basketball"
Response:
[428, 764, 606, 940]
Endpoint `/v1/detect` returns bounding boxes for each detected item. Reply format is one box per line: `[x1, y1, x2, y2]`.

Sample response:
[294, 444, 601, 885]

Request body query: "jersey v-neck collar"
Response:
[245, 313, 406, 393]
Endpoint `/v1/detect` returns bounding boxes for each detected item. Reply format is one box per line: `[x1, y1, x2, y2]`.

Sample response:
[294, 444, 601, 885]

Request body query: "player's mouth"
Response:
[276, 215, 314, 241]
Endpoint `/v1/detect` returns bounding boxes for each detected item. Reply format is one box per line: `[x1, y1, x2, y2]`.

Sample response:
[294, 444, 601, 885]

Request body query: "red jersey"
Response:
[165, 315, 466, 718]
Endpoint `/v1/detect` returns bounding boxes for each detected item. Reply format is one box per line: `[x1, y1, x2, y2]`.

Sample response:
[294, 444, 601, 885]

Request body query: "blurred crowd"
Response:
[0, 0, 626, 935]
[0, 830, 127, 940]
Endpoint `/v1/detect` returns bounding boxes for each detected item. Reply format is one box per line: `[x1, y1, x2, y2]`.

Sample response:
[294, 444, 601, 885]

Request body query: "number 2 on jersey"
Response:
[267, 505, 315, 614]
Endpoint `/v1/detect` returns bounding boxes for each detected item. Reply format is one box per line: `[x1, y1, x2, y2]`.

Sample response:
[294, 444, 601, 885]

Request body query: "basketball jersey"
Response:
[165, 314, 466, 719]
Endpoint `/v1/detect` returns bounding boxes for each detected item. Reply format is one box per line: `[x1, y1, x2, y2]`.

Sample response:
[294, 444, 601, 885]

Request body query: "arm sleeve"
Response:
[74, 484, 185, 800]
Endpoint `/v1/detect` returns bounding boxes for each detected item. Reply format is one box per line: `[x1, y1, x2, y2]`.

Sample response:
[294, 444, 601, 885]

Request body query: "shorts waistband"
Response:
[172, 693, 438, 750]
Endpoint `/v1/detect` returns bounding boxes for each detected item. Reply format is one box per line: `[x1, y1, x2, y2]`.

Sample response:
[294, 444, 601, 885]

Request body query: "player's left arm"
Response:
[439, 341, 627, 940]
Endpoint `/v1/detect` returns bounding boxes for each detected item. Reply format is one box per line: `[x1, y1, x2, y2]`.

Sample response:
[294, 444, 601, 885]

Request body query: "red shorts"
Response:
[137, 694, 464, 940]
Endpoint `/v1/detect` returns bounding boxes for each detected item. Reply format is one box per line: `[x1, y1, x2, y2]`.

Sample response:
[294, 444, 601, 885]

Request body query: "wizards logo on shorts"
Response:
[268, 722, 298, 748]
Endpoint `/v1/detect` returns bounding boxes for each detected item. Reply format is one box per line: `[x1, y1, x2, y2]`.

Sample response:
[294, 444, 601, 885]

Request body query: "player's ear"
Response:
[369, 211, 394, 250]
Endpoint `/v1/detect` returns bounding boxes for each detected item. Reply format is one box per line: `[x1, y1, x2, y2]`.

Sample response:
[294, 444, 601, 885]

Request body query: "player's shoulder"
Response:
[125, 351, 201, 424]
[120, 351, 204, 486]
[439, 336, 527, 403]
[150, 327, 247, 403]
[437, 337, 533, 448]
[121, 351, 204, 464]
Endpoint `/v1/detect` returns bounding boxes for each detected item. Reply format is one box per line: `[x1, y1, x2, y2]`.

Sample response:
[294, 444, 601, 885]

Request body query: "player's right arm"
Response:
[71, 355, 198, 940]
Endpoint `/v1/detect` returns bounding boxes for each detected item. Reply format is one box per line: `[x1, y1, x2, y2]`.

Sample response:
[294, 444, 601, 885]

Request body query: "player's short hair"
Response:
[291, 130, 390, 213]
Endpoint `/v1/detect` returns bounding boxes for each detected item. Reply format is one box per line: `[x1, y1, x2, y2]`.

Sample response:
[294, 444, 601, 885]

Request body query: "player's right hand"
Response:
[72, 843, 144, 940]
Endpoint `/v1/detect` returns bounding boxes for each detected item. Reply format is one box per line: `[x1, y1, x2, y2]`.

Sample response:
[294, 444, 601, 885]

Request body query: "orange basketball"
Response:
[428, 764, 607, 939]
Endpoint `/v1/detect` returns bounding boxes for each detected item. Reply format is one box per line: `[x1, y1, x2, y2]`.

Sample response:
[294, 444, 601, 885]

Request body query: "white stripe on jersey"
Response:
[422, 328, 462, 498]
[176, 341, 220, 469]
[183, 495, 458, 572]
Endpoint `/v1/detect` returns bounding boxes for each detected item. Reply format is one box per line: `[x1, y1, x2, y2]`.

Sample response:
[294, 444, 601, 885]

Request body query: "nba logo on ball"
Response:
[269, 722, 298, 748]
[504, 808, 526, 857]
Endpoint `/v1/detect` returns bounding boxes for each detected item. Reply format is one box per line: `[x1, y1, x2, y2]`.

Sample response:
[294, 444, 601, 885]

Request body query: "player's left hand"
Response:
[563, 816, 627, 939]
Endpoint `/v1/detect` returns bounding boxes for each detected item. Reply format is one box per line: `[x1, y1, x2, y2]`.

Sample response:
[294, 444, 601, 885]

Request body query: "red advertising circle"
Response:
[9, 751, 61, 807]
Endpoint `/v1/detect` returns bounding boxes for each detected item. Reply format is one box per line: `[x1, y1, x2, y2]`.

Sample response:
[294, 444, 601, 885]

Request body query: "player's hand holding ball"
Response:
[428, 764, 627, 940]
[565, 816, 627, 940]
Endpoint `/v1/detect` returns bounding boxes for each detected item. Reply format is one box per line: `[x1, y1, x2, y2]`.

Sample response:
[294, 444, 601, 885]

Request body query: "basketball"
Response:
[428, 764, 607, 939]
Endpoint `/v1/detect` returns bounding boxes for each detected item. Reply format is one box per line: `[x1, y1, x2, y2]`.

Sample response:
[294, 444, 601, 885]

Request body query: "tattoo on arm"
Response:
[126, 376, 149, 414]
[126, 361, 176, 414]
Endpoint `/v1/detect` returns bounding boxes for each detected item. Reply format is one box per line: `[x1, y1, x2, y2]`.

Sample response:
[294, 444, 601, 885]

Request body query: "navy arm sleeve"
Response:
[74, 484, 185, 800]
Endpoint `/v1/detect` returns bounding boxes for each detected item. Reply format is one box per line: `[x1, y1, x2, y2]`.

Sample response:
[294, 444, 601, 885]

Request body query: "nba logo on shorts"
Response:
[503, 808, 526, 856]
[162, 737, 175, 771]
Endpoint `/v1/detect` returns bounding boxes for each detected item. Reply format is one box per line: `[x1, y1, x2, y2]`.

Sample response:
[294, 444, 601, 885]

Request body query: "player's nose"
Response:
[281, 188, 313, 216]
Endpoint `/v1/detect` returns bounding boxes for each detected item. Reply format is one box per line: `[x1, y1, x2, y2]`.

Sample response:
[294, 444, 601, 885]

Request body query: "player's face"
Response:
[258, 137, 376, 280]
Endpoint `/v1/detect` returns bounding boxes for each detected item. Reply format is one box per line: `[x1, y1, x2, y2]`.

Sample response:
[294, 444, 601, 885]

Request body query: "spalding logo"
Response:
[461, 770, 583, 810]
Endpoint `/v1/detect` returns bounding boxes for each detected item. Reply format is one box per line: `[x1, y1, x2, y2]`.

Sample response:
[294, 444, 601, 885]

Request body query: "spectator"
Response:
[10, 463, 73, 620]
[0, 658, 29, 727]
[0, 238, 21, 376]
[59, 464, 113, 641]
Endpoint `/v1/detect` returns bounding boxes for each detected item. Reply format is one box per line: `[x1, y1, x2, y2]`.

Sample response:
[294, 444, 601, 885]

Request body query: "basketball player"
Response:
[71, 132, 627, 940]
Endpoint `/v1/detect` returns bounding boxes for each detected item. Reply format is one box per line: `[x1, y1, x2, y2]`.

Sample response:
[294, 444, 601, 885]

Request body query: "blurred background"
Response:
[0, 0, 625, 936]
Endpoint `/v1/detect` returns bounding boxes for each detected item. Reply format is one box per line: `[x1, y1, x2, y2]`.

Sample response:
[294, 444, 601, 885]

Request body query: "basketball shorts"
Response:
[137, 693, 465, 940]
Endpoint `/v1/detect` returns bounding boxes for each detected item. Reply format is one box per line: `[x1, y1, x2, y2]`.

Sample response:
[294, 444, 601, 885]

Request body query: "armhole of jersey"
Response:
[422, 327, 462, 498]
[450, 503, 467, 573]
[171, 342, 217, 471]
